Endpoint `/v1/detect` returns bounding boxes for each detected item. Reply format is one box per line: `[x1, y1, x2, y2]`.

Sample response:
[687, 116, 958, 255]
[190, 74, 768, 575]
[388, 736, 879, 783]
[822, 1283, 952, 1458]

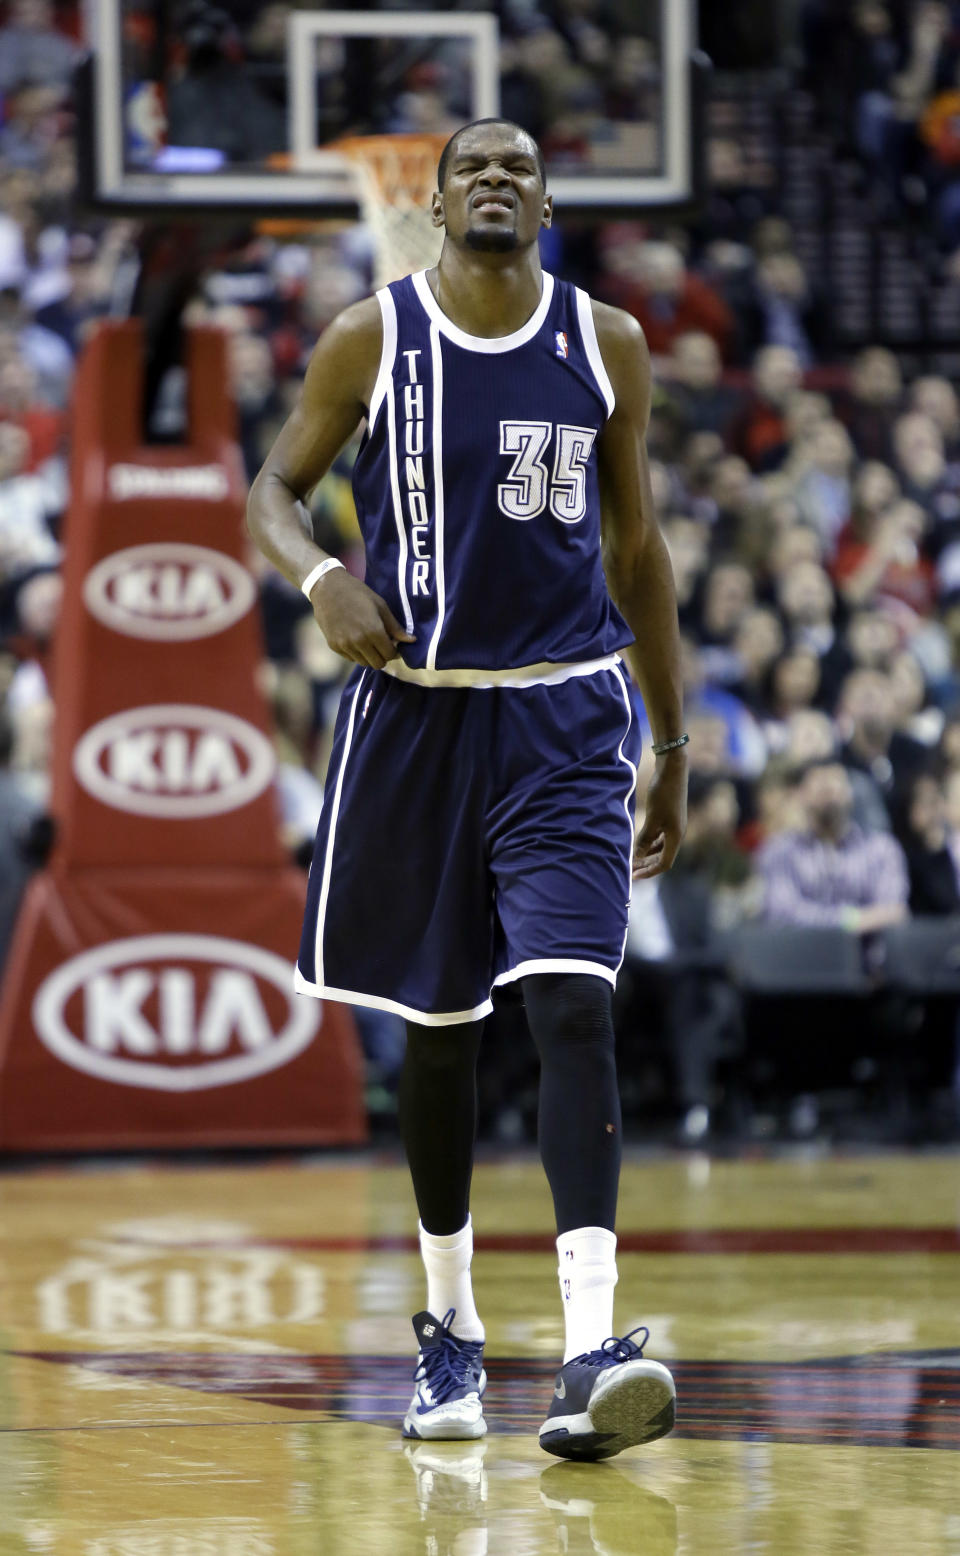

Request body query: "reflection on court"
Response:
[0, 1150, 957, 1553]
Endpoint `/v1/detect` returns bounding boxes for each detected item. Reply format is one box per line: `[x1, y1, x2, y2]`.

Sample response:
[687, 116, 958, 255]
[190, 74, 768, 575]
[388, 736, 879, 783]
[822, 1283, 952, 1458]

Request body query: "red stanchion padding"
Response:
[0, 870, 366, 1150]
[0, 321, 367, 1149]
[52, 323, 283, 869]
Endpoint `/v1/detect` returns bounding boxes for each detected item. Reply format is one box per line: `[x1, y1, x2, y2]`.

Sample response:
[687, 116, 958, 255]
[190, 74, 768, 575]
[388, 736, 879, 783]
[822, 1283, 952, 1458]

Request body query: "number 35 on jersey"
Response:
[498, 421, 597, 524]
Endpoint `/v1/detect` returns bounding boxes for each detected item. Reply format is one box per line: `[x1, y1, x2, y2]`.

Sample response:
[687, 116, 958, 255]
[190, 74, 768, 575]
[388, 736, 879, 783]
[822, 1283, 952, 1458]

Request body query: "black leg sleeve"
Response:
[398, 1018, 485, 1236]
[522, 973, 621, 1235]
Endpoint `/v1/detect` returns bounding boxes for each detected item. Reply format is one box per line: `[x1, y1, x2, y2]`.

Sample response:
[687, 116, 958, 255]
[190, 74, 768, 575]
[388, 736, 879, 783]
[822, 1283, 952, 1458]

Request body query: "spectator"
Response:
[838, 666, 932, 830]
[662, 514, 710, 629]
[746, 757, 802, 849]
[0, 704, 43, 969]
[792, 418, 857, 555]
[32, 231, 118, 355]
[600, 239, 734, 360]
[677, 430, 726, 514]
[0, 176, 30, 295]
[889, 647, 943, 747]
[783, 388, 832, 451]
[0, 421, 62, 579]
[672, 633, 768, 777]
[775, 558, 847, 702]
[845, 606, 899, 673]
[760, 647, 822, 751]
[0, 84, 65, 173]
[850, 460, 902, 529]
[5, 564, 60, 671]
[729, 344, 804, 470]
[894, 772, 960, 914]
[625, 773, 751, 1143]
[699, 561, 756, 685]
[731, 606, 785, 713]
[705, 454, 755, 552]
[833, 498, 936, 615]
[0, 1, 79, 95]
[838, 346, 903, 462]
[944, 761, 960, 846]
[937, 709, 960, 780]
[892, 412, 957, 535]
[665, 331, 740, 438]
[782, 707, 837, 769]
[264, 663, 325, 862]
[227, 329, 281, 482]
[759, 758, 909, 930]
[0, 289, 73, 406]
[859, 1, 950, 213]
[766, 519, 824, 583]
[910, 375, 960, 458]
[0, 351, 64, 469]
[740, 250, 829, 365]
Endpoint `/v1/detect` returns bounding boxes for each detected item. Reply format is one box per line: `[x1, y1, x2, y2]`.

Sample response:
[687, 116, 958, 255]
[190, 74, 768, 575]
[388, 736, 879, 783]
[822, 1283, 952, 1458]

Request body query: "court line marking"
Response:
[0, 1418, 377, 1434]
[104, 1227, 960, 1254]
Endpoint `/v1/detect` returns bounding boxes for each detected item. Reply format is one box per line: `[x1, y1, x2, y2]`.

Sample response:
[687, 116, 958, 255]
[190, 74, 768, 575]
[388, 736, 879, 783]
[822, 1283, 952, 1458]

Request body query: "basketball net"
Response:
[337, 133, 447, 289]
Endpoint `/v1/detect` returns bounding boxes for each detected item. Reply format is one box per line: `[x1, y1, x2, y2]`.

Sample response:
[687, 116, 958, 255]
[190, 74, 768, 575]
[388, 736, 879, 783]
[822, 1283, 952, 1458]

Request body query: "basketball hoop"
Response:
[336, 133, 447, 289]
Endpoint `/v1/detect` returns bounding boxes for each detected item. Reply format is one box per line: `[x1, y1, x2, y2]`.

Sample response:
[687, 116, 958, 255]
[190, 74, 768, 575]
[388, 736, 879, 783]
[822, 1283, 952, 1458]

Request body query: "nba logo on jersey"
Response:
[555, 331, 569, 358]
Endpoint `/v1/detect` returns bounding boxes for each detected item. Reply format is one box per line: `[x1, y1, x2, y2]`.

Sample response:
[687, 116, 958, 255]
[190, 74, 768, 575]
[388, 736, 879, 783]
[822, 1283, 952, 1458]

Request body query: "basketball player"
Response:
[247, 119, 688, 1461]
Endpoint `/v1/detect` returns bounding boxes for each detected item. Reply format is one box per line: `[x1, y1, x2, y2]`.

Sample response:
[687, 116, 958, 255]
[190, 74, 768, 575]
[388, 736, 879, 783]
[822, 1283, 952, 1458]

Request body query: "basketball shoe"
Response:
[402, 1308, 487, 1440]
[539, 1462, 678, 1555]
[539, 1326, 675, 1461]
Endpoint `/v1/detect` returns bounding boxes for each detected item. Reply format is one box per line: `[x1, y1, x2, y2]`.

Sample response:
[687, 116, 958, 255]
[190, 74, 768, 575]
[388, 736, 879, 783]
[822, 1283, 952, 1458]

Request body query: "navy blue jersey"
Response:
[352, 270, 633, 671]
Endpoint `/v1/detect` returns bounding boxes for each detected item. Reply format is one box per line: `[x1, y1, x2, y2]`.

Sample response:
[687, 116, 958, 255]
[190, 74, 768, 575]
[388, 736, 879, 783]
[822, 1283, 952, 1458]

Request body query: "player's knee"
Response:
[403, 1021, 480, 1073]
[523, 973, 614, 1054]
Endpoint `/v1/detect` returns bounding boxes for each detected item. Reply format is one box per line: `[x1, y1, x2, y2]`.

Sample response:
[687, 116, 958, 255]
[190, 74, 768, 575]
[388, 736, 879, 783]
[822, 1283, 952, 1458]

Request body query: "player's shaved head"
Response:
[437, 119, 546, 191]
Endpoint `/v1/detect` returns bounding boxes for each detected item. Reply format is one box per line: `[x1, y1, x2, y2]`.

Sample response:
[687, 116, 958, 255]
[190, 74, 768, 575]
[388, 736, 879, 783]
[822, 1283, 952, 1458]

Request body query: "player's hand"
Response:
[632, 751, 688, 879]
[308, 568, 416, 669]
[846, 901, 907, 934]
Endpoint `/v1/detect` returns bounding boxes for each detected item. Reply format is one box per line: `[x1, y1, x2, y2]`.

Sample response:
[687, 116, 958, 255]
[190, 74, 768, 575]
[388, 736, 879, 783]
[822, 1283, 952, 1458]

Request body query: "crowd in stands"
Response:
[805, 0, 960, 246]
[2, 0, 960, 1139]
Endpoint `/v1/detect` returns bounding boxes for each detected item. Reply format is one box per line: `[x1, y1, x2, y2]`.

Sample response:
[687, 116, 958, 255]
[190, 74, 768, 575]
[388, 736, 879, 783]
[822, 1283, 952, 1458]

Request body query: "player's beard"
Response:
[465, 227, 520, 252]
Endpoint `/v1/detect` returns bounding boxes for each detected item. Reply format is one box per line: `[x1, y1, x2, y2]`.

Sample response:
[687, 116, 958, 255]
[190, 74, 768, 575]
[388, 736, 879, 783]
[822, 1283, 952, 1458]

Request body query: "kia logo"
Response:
[73, 705, 276, 818]
[83, 544, 256, 641]
[33, 935, 320, 1091]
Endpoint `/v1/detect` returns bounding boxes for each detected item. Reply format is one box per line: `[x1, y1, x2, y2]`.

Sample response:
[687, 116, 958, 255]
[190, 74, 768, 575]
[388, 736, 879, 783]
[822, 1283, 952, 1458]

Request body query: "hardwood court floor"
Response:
[0, 1149, 957, 1554]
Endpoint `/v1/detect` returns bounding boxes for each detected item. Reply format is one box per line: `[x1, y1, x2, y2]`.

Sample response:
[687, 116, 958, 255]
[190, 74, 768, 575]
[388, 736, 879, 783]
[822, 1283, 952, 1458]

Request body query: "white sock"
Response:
[419, 1217, 485, 1342]
[557, 1226, 618, 1362]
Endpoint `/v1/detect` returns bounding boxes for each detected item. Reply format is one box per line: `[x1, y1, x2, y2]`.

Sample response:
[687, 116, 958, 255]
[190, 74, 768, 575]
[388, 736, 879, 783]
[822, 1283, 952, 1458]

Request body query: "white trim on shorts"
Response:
[311, 673, 366, 987]
[611, 661, 640, 972]
[382, 653, 622, 690]
[293, 967, 494, 1028]
[493, 957, 617, 990]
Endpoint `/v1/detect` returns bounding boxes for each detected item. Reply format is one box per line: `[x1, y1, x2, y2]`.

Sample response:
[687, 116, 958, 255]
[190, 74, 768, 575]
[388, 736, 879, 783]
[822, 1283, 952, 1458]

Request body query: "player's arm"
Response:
[593, 300, 687, 878]
[246, 297, 415, 670]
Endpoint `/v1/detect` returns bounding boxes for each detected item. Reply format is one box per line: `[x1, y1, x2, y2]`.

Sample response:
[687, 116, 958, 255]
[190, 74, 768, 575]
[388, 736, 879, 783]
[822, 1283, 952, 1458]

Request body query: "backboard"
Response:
[82, 0, 701, 215]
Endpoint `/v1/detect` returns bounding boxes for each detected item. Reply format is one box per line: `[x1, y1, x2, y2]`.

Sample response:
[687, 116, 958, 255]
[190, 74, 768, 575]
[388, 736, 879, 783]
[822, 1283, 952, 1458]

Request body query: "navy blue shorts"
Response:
[294, 658, 640, 1026]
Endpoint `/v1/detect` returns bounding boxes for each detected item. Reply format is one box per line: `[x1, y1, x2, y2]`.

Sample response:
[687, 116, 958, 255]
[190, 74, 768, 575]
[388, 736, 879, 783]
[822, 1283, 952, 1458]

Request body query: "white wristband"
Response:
[301, 557, 345, 600]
